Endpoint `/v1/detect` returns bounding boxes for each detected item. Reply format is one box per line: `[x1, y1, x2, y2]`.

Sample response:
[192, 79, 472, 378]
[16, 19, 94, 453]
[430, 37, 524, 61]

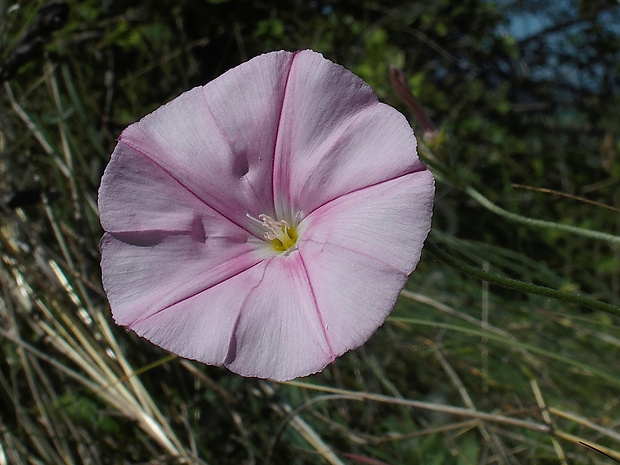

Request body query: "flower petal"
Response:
[99, 139, 272, 326]
[300, 169, 435, 275]
[118, 51, 295, 233]
[297, 170, 434, 354]
[273, 50, 424, 218]
[126, 256, 334, 381]
[99, 141, 213, 233]
[124, 262, 265, 367]
[225, 255, 334, 381]
[298, 241, 407, 356]
[291, 103, 425, 216]
[101, 230, 267, 327]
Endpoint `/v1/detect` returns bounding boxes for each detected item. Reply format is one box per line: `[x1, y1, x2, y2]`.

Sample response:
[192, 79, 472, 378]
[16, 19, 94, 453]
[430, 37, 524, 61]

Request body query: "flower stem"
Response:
[466, 186, 620, 246]
[425, 240, 620, 317]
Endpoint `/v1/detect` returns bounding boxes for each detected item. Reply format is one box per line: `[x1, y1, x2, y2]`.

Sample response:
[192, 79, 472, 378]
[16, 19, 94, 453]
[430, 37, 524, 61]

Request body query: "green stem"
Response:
[466, 186, 620, 246]
[388, 316, 620, 386]
[426, 240, 620, 317]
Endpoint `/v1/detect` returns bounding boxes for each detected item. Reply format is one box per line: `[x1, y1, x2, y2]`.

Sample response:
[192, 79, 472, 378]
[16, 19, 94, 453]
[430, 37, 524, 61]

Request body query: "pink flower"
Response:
[98, 50, 434, 381]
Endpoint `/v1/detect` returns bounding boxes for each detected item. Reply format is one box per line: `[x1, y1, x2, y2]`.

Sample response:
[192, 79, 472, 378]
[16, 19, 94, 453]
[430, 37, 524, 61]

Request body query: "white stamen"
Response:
[246, 213, 297, 251]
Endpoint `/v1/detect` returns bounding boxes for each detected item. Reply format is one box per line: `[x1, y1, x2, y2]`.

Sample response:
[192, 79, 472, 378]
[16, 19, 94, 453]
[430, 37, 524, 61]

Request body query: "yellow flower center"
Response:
[247, 213, 298, 253]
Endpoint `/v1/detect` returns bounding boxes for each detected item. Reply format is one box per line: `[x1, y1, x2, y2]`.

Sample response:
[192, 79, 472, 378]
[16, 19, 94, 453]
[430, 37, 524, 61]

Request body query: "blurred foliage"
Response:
[1, 0, 619, 464]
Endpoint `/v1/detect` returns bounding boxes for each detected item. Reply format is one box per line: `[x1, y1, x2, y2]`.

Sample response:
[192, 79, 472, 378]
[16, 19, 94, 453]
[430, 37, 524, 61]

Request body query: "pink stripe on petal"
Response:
[199, 50, 294, 219]
[290, 103, 425, 216]
[294, 170, 434, 356]
[298, 239, 409, 357]
[119, 51, 296, 232]
[100, 142, 220, 233]
[101, 231, 268, 327]
[225, 255, 334, 381]
[299, 169, 435, 275]
[126, 263, 267, 367]
[272, 50, 378, 219]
